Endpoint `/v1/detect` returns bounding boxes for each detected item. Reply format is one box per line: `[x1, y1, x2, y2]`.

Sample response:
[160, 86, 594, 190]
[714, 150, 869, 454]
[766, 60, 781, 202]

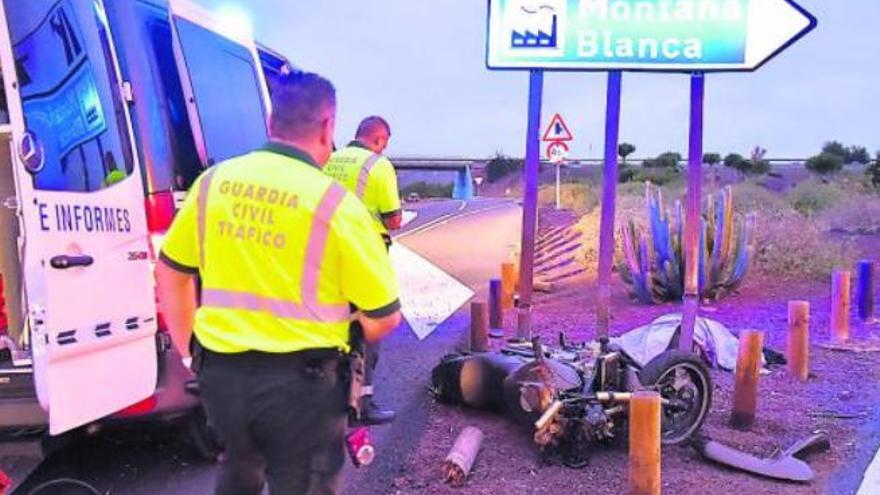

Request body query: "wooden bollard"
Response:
[830, 271, 851, 343]
[470, 301, 489, 353]
[628, 391, 661, 495]
[857, 260, 875, 322]
[501, 262, 517, 310]
[442, 426, 484, 487]
[787, 301, 810, 382]
[731, 330, 764, 429]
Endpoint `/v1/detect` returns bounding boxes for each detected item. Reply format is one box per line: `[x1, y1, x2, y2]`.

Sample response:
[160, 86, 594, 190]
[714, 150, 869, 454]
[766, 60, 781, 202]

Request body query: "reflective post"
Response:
[628, 391, 661, 495]
[596, 71, 623, 342]
[516, 69, 544, 340]
[831, 270, 852, 343]
[857, 260, 875, 323]
[679, 72, 705, 352]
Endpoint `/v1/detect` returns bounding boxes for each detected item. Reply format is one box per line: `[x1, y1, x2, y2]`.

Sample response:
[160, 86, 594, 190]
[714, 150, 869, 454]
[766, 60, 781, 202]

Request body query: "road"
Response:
[14, 198, 521, 495]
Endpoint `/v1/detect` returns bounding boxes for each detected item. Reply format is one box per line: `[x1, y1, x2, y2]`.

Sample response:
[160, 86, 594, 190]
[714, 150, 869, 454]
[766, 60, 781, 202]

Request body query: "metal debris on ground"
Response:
[442, 426, 484, 487]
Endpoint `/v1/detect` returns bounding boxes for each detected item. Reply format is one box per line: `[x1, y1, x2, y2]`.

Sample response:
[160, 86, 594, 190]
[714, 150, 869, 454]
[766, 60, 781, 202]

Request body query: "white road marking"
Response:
[857, 447, 880, 494]
[389, 243, 474, 340]
[397, 202, 512, 239]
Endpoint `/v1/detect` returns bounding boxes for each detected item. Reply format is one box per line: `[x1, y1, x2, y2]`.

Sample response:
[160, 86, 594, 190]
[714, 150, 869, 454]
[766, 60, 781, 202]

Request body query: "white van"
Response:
[0, 0, 286, 479]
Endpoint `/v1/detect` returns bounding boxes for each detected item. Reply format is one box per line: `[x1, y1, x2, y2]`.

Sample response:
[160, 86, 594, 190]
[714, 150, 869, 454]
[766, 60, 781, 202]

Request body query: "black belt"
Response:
[200, 346, 345, 368]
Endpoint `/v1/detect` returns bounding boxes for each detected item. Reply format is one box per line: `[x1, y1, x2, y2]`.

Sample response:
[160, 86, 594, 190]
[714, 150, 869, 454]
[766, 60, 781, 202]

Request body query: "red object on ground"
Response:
[0, 466, 11, 495]
[0, 275, 7, 332]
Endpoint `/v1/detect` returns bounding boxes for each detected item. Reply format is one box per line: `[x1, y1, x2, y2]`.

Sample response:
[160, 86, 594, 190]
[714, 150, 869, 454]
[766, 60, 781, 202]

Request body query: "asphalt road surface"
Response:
[14, 198, 522, 495]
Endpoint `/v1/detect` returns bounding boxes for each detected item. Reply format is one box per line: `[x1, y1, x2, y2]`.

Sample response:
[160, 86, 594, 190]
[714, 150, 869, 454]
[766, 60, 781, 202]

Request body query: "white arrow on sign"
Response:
[389, 243, 474, 340]
[487, 0, 817, 72]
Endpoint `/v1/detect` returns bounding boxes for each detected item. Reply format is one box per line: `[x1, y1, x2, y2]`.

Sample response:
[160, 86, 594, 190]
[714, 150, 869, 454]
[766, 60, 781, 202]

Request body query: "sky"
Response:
[195, 0, 879, 160]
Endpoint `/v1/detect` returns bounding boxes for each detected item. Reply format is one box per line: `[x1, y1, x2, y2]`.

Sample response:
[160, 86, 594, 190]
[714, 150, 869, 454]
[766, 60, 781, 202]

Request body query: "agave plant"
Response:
[619, 183, 756, 304]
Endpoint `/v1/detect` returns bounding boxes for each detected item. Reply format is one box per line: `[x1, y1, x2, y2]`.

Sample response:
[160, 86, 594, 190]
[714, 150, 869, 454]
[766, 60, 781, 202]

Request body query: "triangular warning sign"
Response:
[542, 113, 574, 142]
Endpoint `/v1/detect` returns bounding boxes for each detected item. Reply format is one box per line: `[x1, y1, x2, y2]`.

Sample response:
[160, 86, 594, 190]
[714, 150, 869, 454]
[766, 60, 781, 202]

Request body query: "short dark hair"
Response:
[268, 71, 336, 140]
[355, 116, 391, 139]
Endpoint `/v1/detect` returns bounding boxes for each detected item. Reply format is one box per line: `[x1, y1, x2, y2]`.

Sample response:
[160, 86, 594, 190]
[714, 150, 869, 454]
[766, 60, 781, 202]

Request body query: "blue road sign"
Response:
[487, 0, 816, 72]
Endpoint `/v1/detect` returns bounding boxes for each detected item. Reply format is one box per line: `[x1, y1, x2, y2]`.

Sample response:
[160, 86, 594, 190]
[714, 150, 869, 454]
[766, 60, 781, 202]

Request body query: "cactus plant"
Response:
[619, 183, 756, 304]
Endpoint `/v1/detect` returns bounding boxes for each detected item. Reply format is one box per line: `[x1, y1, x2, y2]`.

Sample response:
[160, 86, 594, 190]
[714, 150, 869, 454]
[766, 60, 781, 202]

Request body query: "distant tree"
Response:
[867, 151, 880, 189]
[724, 153, 746, 170]
[749, 146, 771, 175]
[722, 152, 767, 176]
[618, 143, 636, 164]
[486, 153, 523, 183]
[703, 153, 722, 167]
[822, 141, 847, 159]
[644, 152, 682, 169]
[846, 146, 871, 165]
[806, 152, 844, 175]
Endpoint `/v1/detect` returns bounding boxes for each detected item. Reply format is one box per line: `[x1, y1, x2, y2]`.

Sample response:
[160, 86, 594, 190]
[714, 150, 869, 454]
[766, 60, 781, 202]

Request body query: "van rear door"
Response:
[169, 0, 271, 167]
[0, 0, 158, 434]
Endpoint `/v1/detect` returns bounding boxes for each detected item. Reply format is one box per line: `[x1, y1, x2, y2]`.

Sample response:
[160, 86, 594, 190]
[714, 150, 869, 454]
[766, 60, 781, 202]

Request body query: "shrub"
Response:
[400, 181, 453, 198]
[822, 141, 847, 158]
[644, 152, 682, 169]
[847, 146, 871, 165]
[822, 197, 880, 234]
[805, 152, 844, 175]
[618, 164, 636, 183]
[788, 179, 847, 215]
[724, 153, 746, 170]
[703, 153, 721, 167]
[486, 153, 523, 183]
[754, 210, 857, 280]
[618, 183, 755, 303]
[618, 143, 636, 164]
[867, 152, 880, 190]
[632, 167, 681, 186]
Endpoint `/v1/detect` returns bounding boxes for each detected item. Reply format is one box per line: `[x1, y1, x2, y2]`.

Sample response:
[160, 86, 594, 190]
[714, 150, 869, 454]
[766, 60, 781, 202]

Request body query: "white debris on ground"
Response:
[612, 313, 765, 371]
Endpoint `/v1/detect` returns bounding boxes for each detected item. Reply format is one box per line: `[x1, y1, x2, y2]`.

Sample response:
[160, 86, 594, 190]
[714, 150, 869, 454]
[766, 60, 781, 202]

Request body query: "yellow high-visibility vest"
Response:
[324, 142, 401, 235]
[160, 142, 400, 354]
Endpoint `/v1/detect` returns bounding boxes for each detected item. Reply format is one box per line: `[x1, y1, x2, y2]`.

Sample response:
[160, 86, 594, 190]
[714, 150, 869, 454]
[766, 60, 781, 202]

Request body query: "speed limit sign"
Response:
[546, 141, 569, 164]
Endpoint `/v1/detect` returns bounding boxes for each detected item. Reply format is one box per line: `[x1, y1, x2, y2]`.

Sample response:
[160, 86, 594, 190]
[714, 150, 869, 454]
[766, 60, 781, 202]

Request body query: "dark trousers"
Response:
[350, 322, 379, 389]
[197, 348, 349, 495]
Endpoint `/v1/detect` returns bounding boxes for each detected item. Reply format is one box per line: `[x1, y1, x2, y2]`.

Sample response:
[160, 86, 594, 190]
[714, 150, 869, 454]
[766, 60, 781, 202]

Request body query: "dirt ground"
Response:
[388, 209, 880, 495]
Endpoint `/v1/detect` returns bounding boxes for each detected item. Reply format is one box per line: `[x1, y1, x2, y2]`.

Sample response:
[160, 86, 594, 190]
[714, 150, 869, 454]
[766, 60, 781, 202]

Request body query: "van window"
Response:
[147, 19, 202, 191]
[173, 16, 268, 166]
[6, 0, 134, 192]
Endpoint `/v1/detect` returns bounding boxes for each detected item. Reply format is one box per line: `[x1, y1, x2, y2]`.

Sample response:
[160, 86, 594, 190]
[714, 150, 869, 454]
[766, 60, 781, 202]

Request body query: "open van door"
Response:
[168, 0, 271, 167]
[0, 0, 157, 434]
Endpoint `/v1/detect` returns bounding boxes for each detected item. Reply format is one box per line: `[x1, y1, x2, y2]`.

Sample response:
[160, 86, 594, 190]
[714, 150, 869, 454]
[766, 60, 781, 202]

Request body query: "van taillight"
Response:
[145, 191, 175, 233]
[145, 191, 176, 334]
[0, 276, 7, 333]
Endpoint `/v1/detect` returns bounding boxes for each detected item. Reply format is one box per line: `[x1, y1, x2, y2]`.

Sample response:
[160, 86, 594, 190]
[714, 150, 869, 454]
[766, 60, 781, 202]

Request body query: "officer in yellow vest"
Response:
[155, 72, 401, 495]
[324, 116, 401, 425]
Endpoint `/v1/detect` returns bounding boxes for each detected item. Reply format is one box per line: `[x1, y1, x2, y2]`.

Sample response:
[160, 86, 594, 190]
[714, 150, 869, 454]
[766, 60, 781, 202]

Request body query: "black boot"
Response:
[359, 396, 395, 426]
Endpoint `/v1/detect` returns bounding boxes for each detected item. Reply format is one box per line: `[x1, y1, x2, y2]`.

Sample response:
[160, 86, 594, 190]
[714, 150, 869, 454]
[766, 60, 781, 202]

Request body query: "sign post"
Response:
[596, 70, 622, 344]
[488, 0, 816, 347]
[516, 69, 545, 341]
[543, 113, 573, 211]
[679, 72, 705, 351]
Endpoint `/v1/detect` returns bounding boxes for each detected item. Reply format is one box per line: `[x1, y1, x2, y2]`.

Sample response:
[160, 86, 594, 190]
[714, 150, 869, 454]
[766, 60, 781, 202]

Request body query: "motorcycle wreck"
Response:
[430, 335, 713, 468]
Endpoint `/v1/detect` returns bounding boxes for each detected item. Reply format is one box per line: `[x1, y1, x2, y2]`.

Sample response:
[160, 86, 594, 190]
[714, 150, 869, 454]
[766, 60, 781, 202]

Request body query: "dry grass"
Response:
[568, 178, 866, 283]
[538, 182, 599, 215]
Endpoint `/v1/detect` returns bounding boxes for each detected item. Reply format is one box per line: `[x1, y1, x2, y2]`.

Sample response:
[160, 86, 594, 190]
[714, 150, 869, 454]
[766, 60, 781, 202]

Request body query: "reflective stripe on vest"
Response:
[197, 166, 219, 270]
[198, 175, 351, 323]
[356, 154, 382, 199]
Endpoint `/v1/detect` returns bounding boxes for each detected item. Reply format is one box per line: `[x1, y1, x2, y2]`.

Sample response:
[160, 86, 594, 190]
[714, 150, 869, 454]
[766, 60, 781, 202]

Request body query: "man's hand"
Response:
[381, 210, 403, 231]
[358, 310, 401, 343]
[154, 260, 198, 359]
